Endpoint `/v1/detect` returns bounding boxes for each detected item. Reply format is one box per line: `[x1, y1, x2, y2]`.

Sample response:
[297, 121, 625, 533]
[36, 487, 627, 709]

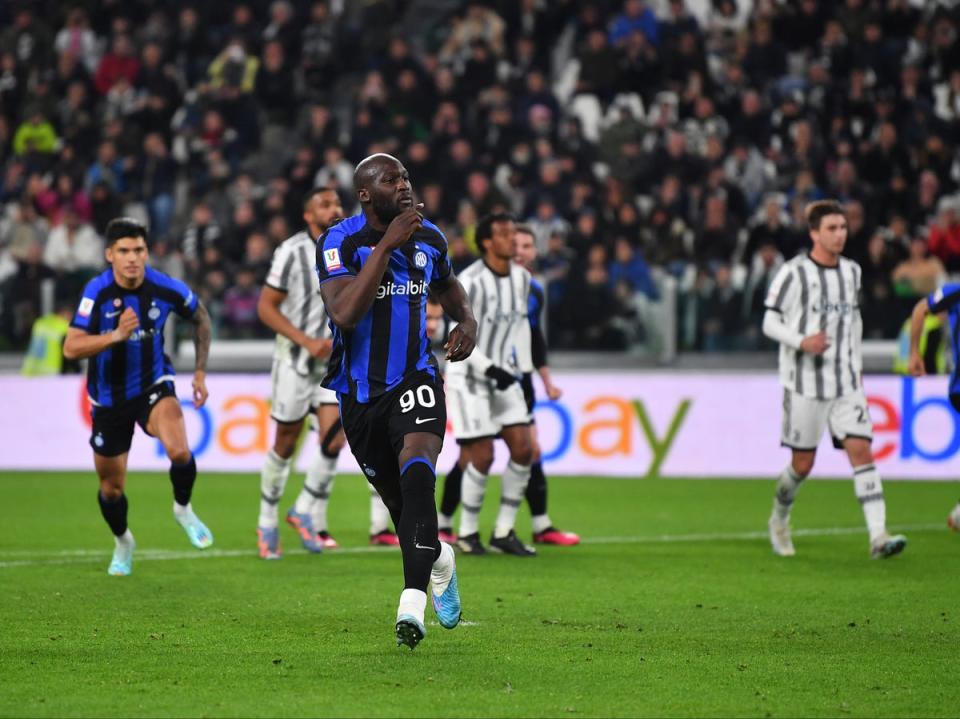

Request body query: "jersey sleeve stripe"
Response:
[768, 272, 794, 311]
[278, 251, 296, 289]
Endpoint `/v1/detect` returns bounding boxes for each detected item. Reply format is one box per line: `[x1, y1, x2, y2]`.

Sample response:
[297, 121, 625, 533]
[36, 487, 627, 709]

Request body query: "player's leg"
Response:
[369, 483, 400, 545]
[144, 393, 212, 549]
[437, 453, 463, 543]
[95, 453, 136, 576]
[487, 383, 536, 556]
[289, 401, 341, 550]
[456, 438, 494, 555]
[258, 418, 301, 558]
[830, 390, 906, 558]
[389, 374, 461, 647]
[448, 384, 498, 554]
[490, 421, 536, 556]
[90, 402, 137, 575]
[844, 438, 905, 558]
[396, 432, 461, 641]
[267, 364, 325, 553]
[769, 388, 825, 556]
[527, 427, 580, 546]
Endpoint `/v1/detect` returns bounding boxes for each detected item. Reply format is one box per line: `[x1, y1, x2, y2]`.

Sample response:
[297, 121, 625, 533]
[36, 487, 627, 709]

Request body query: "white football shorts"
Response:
[447, 382, 531, 441]
[270, 359, 337, 423]
[780, 387, 874, 451]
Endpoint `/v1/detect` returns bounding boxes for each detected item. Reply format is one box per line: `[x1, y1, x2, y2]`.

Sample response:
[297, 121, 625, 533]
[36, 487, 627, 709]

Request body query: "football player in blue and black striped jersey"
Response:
[317, 154, 477, 650]
[64, 218, 214, 576]
[907, 282, 960, 530]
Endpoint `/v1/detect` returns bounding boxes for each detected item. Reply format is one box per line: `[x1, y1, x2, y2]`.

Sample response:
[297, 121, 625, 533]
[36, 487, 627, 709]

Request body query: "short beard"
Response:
[371, 195, 400, 225]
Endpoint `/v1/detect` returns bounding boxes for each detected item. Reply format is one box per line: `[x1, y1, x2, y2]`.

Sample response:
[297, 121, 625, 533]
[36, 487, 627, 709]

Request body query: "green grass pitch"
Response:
[1, 471, 958, 718]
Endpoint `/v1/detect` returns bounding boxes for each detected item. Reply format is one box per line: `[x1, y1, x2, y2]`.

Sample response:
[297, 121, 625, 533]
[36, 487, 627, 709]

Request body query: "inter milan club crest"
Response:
[414, 251, 427, 268]
[113, 298, 122, 307]
[148, 306, 160, 320]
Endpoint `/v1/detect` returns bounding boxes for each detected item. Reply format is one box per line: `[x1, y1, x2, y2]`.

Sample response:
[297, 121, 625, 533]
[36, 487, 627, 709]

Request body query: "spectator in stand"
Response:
[2, 199, 48, 264]
[698, 264, 743, 352]
[861, 230, 901, 339]
[13, 108, 58, 159]
[301, 1, 340, 92]
[928, 197, 960, 273]
[609, 237, 659, 302]
[1, 241, 55, 347]
[94, 34, 140, 97]
[181, 202, 224, 277]
[35, 173, 91, 226]
[744, 195, 795, 263]
[55, 7, 99, 75]
[609, 0, 659, 48]
[222, 266, 262, 339]
[84, 141, 128, 195]
[135, 133, 177, 240]
[695, 193, 738, 266]
[1, 5, 53, 71]
[893, 236, 944, 300]
[742, 241, 784, 349]
[42, 207, 103, 277]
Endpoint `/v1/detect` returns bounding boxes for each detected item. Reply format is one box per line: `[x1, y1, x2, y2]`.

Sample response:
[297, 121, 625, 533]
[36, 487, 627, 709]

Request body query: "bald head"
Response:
[354, 153, 415, 226]
[353, 153, 402, 192]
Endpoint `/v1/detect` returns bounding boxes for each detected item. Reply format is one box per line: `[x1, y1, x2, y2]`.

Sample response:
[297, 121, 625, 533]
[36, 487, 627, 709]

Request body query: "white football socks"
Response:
[397, 588, 427, 624]
[494, 460, 531, 538]
[258, 449, 291, 528]
[531, 514, 553, 534]
[370, 486, 391, 534]
[115, 529, 134, 548]
[431, 542, 455, 596]
[773, 464, 804, 520]
[297, 451, 336, 527]
[853, 463, 886, 542]
[458, 463, 488, 537]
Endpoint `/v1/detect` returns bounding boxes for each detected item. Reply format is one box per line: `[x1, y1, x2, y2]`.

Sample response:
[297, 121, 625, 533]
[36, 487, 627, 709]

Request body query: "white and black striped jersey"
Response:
[765, 253, 863, 400]
[265, 230, 332, 376]
[446, 258, 531, 394]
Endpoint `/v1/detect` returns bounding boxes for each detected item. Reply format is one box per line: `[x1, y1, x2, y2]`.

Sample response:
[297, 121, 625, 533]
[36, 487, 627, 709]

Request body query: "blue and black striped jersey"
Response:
[71, 267, 198, 406]
[927, 283, 960, 395]
[316, 213, 452, 403]
[529, 276, 545, 331]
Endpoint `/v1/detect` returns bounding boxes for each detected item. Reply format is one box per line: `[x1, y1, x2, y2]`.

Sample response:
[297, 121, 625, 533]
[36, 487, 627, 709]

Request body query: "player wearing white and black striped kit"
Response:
[762, 200, 906, 560]
[446, 213, 537, 557]
[256, 189, 397, 559]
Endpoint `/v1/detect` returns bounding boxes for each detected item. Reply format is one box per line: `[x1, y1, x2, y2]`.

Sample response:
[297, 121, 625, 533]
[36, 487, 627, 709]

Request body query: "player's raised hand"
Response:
[800, 330, 830, 355]
[305, 337, 333, 359]
[192, 371, 209, 409]
[112, 307, 139, 343]
[381, 204, 424, 251]
[907, 351, 926, 377]
[444, 317, 477, 362]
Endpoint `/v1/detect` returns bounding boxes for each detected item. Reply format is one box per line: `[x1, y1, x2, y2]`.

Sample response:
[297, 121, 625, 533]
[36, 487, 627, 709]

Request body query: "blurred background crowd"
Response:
[1, 0, 959, 354]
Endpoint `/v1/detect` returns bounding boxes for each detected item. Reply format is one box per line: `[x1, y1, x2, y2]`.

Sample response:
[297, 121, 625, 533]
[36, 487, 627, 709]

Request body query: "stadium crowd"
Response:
[0, 0, 959, 353]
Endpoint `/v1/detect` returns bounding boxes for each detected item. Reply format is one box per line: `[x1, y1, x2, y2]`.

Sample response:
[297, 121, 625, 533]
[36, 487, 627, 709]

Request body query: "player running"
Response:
[256, 188, 398, 559]
[63, 217, 213, 576]
[906, 284, 960, 529]
[446, 213, 537, 557]
[762, 200, 906, 559]
[316, 153, 477, 649]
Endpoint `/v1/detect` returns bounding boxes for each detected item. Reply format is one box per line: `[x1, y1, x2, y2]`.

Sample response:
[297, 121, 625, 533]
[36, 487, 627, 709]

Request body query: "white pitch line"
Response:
[0, 524, 944, 569]
[581, 522, 944, 545]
